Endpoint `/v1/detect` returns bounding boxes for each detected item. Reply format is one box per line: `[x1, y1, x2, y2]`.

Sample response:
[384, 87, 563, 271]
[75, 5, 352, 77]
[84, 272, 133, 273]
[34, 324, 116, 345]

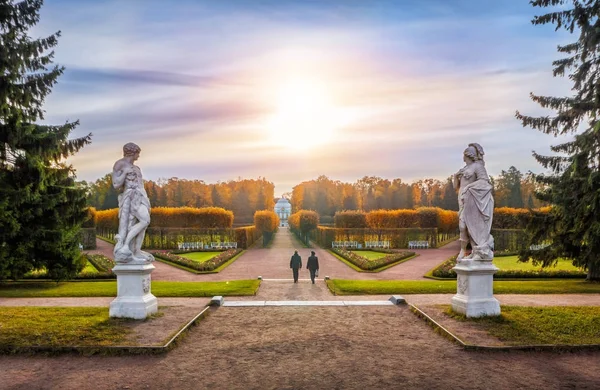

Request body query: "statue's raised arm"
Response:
[456, 143, 494, 261]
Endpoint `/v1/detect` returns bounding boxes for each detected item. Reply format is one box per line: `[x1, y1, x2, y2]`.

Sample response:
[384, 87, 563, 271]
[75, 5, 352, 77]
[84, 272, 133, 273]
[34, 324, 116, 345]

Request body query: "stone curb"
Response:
[409, 304, 600, 352]
[0, 306, 213, 355]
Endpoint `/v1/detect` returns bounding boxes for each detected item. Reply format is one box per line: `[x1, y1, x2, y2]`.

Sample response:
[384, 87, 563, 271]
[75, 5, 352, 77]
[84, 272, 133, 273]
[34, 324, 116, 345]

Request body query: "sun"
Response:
[266, 79, 343, 149]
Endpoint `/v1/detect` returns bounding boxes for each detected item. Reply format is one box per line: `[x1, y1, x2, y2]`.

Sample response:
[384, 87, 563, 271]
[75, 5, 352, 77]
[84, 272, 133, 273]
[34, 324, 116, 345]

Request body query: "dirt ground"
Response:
[1, 305, 599, 390]
[121, 306, 204, 346]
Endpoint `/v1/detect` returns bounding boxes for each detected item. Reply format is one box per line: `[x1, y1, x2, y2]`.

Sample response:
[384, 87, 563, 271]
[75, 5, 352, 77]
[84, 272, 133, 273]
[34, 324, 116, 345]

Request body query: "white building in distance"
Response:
[274, 197, 292, 227]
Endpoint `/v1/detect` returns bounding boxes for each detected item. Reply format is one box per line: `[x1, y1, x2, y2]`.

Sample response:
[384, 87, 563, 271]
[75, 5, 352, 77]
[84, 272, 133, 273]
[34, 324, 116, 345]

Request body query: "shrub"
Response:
[235, 226, 260, 249]
[332, 248, 415, 271]
[289, 210, 320, 242]
[96, 206, 234, 230]
[334, 210, 367, 228]
[311, 227, 439, 249]
[254, 210, 280, 233]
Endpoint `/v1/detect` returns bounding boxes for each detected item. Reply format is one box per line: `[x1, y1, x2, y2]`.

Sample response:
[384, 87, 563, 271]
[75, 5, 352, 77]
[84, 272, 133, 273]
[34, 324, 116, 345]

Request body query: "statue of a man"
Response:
[453, 143, 494, 261]
[112, 142, 154, 263]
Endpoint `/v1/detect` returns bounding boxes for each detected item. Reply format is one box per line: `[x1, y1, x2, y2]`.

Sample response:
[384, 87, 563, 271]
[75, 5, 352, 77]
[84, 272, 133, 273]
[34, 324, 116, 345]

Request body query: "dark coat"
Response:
[307, 255, 319, 271]
[290, 253, 302, 269]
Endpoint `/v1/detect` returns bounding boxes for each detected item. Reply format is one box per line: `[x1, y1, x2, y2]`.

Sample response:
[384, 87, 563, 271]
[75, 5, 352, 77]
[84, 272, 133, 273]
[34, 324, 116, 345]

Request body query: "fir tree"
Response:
[516, 0, 600, 280]
[0, 0, 91, 280]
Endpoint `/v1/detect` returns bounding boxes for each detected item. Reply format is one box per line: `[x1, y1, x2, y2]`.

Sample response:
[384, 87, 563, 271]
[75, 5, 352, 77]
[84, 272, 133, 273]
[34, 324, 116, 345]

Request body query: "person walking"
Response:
[290, 250, 302, 283]
[306, 250, 319, 284]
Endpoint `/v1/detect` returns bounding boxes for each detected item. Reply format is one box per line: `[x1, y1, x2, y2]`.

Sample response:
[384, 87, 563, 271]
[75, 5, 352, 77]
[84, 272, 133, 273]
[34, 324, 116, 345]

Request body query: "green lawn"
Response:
[327, 279, 600, 295]
[0, 307, 130, 347]
[353, 251, 388, 260]
[495, 256, 582, 271]
[79, 261, 100, 275]
[0, 280, 261, 297]
[444, 305, 600, 345]
[178, 252, 221, 263]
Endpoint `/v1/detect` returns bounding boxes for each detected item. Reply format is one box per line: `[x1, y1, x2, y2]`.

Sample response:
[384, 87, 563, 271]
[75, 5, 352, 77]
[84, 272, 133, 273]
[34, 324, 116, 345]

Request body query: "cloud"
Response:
[39, 0, 576, 195]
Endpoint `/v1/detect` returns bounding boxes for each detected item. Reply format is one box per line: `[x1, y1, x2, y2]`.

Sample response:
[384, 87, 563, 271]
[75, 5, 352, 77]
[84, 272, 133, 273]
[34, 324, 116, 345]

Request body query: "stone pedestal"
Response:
[109, 263, 157, 319]
[451, 259, 500, 318]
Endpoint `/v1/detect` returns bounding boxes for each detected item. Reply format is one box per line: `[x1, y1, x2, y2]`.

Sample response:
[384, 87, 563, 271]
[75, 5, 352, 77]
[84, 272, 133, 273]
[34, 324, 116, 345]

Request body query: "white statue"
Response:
[453, 143, 494, 261]
[112, 142, 154, 263]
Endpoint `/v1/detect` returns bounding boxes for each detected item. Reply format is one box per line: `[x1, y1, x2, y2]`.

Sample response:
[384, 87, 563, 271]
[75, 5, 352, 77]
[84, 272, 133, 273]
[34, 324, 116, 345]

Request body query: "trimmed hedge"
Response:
[334, 210, 367, 228]
[152, 249, 242, 272]
[289, 210, 320, 243]
[312, 227, 441, 249]
[492, 207, 551, 229]
[96, 206, 234, 230]
[430, 255, 586, 279]
[254, 210, 280, 233]
[332, 248, 415, 271]
[97, 226, 260, 250]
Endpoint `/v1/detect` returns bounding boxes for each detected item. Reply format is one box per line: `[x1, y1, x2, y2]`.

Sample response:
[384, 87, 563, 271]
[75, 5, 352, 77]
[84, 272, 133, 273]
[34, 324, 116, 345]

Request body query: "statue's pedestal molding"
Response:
[451, 259, 500, 318]
[109, 263, 157, 319]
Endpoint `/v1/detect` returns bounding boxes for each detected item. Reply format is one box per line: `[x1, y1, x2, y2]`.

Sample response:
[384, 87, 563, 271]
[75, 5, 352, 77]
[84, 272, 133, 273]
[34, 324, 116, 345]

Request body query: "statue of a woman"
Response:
[112, 143, 154, 263]
[453, 143, 494, 261]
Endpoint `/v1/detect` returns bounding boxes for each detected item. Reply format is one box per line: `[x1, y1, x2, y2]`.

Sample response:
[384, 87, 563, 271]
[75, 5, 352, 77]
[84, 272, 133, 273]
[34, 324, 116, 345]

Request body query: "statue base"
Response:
[109, 263, 157, 319]
[451, 259, 500, 318]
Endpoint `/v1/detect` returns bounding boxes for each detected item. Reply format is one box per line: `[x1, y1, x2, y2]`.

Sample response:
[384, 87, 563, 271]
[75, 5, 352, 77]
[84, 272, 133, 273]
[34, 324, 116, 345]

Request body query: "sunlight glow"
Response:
[266, 79, 346, 150]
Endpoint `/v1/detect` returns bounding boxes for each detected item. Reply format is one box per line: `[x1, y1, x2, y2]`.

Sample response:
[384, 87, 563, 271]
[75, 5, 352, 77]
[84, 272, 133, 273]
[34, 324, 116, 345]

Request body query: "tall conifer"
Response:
[516, 0, 600, 280]
[0, 0, 91, 280]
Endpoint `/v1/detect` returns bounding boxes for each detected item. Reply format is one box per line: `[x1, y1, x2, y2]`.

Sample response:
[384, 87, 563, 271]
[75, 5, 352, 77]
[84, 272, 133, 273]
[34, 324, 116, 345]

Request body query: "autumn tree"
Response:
[516, 0, 600, 280]
[0, 0, 91, 280]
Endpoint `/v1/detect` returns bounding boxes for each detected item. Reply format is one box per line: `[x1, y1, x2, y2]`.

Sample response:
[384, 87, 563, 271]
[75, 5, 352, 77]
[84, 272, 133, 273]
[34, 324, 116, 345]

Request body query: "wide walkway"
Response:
[89, 229, 459, 281]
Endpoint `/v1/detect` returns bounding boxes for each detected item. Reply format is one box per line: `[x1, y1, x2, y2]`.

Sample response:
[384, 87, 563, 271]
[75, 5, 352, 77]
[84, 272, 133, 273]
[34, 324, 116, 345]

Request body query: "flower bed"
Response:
[152, 249, 242, 272]
[430, 255, 586, 279]
[78, 254, 116, 279]
[331, 248, 415, 271]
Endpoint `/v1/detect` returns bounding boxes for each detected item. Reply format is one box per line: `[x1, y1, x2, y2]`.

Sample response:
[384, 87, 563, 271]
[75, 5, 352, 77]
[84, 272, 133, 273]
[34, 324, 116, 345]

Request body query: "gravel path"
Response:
[1, 305, 599, 389]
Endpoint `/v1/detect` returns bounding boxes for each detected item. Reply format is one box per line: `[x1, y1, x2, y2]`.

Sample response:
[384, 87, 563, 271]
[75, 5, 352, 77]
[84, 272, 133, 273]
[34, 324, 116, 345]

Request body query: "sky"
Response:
[34, 0, 574, 195]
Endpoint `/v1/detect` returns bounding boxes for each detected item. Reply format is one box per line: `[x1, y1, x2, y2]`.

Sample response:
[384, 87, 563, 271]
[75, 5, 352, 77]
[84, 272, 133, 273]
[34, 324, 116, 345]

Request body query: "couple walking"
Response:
[290, 250, 319, 284]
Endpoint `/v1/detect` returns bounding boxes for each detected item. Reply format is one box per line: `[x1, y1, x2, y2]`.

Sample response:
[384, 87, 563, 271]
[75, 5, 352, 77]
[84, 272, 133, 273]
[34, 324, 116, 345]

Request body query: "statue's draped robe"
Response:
[459, 161, 494, 248]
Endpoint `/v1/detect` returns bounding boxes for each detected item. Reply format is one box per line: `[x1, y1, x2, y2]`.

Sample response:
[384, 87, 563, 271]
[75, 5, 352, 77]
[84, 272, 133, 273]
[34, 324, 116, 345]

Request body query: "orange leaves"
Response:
[333, 208, 459, 232]
[289, 210, 320, 233]
[253, 210, 280, 233]
[151, 207, 233, 229]
[334, 210, 367, 228]
[95, 207, 234, 229]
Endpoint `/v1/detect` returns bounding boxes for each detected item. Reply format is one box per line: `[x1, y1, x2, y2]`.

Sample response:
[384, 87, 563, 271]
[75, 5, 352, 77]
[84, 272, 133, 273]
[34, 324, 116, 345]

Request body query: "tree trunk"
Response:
[587, 261, 600, 281]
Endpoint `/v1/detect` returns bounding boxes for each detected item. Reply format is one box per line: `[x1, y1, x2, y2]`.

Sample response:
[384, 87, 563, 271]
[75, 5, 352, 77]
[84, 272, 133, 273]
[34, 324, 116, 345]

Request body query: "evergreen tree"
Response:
[0, 0, 91, 280]
[516, 0, 600, 280]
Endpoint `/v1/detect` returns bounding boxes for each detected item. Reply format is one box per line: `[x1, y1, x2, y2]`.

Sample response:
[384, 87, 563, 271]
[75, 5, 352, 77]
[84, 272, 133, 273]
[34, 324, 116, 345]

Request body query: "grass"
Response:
[0, 307, 130, 347]
[353, 251, 388, 260]
[0, 280, 261, 297]
[444, 305, 600, 345]
[494, 256, 582, 271]
[178, 252, 221, 263]
[80, 261, 100, 275]
[326, 279, 600, 295]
